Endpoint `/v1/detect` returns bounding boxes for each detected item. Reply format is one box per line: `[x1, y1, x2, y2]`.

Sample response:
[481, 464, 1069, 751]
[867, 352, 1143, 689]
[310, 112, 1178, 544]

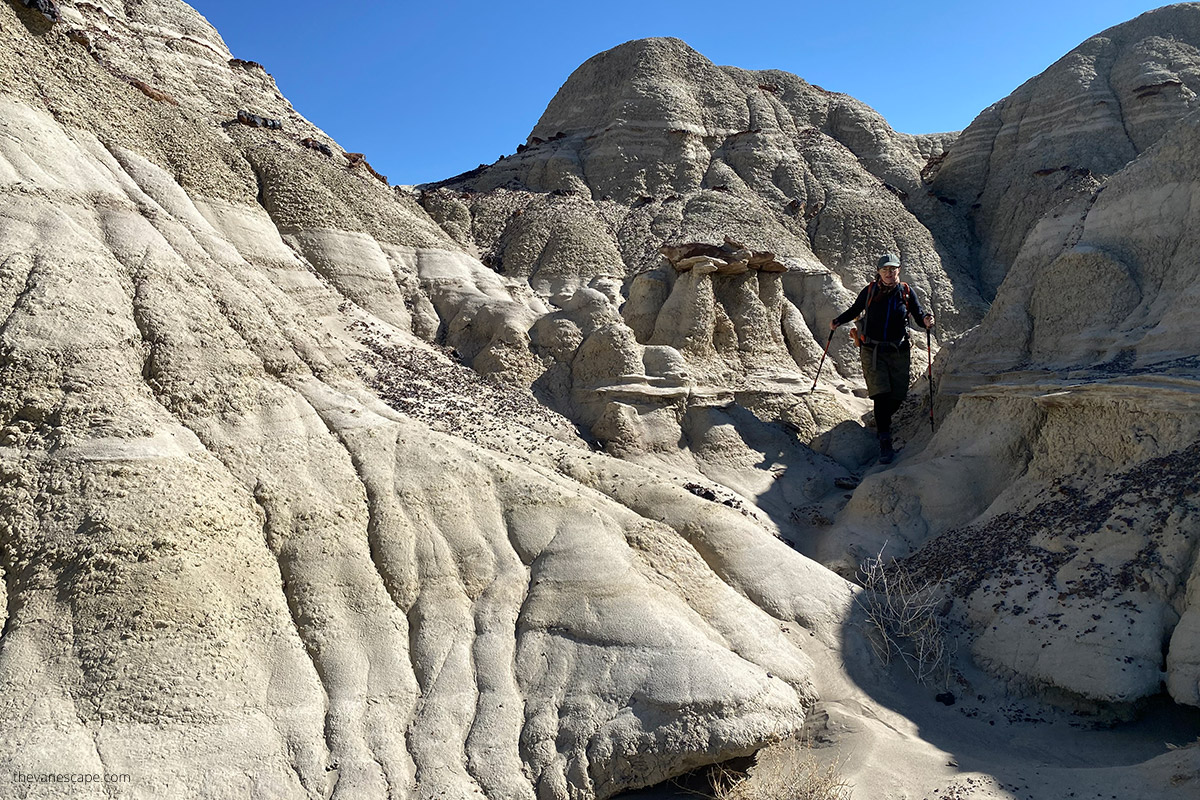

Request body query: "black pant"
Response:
[872, 392, 905, 435]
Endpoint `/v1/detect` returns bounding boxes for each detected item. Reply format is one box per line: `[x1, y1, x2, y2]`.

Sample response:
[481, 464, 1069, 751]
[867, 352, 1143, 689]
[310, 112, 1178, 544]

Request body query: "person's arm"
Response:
[908, 286, 934, 329]
[831, 286, 869, 329]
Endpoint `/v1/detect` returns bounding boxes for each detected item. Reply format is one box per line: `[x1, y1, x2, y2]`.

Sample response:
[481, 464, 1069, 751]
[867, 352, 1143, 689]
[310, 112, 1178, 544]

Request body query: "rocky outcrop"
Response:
[930, 4, 1200, 297]
[832, 69, 1200, 712]
[411, 38, 966, 493]
[428, 37, 986, 341]
[932, 103, 1200, 710]
[0, 3, 855, 798]
[5, 1, 1200, 797]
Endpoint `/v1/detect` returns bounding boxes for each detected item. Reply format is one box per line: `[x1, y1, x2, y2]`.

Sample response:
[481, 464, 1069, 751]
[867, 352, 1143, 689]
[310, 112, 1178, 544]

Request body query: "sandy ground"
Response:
[616, 613, 1200, 800]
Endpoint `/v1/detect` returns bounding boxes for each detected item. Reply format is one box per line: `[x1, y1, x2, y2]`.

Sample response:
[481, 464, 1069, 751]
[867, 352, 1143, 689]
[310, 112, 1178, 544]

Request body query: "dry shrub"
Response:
[855, 545, 955, 685]
[709, 742, 852, 800]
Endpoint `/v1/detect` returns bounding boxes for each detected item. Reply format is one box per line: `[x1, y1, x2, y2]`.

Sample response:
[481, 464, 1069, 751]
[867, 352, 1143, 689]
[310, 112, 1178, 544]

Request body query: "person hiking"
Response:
[830, 253, 934, 464]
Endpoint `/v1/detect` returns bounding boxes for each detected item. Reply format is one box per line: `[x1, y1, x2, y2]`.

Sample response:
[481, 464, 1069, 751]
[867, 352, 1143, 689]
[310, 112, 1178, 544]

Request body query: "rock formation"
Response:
[828, 4, 1200, 718]
[426, 37, 984, 339]
[0, 2, 855, 798]
[887, 101, 1200, 713]
[418, 37, 964, 496]
[2, 1, 1200, 799]
[929, 3, 1200, 297]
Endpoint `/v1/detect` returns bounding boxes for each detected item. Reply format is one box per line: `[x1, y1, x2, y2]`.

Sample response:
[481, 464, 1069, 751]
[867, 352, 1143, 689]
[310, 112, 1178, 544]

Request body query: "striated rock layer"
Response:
[419, 36, 961, 485]
[930, 3, 1200, 297]
[922, 103, 1200, 711]
[426, 37, 981, 338]
[3, 0, 1200, 798]
[0, 2, 854, 798]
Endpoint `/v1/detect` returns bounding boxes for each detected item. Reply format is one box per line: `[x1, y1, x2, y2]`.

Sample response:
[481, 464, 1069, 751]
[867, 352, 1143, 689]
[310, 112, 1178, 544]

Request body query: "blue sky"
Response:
[188, 0, 1168, 186]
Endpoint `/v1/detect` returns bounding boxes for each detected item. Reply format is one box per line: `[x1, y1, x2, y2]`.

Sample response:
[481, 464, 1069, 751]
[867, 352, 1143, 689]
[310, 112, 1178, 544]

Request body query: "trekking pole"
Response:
[926, 324, 935, 432]
[811, 329, 834, 392]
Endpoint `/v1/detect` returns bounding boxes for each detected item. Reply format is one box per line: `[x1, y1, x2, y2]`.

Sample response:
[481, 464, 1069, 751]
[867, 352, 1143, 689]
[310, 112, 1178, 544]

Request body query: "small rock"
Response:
[935, 692, 956, 706]
[345, 152, 388, 184]
[130, 79, 178, 106]
[235, 110, 282, 130]
[229, 58, 265, 71]
[66, 28, 92, 49]
[301, 137, 333, 157]
[22, 0, 60, 24]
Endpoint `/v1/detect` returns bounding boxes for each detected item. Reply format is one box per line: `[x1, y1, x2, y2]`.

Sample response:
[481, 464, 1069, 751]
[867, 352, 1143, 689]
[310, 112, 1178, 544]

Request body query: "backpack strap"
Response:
[864, 280, 908, 311]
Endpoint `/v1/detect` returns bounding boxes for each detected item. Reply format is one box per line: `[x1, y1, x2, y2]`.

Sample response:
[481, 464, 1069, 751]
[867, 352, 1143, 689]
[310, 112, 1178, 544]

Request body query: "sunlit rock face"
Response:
[0, 3, 857, 799]
[414, 38, 969, 496]
[916, 104, 1200, 712]
[430, 37, 983, 340]
[835, 7, 1200, 714]
[417, 36, 981, 493]
[929, 3, 1200, 298]
[4, 2, 1200, 799]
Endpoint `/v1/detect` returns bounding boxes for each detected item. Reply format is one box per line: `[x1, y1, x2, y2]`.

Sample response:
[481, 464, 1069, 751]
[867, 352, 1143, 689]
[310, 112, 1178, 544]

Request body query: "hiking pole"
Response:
[811, 329, 834, 392]
[926, 324, 935, 432]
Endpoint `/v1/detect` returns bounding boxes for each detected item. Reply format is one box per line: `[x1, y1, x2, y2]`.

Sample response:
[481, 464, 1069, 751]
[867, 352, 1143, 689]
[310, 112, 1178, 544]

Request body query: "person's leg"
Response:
[876, 398, 895, 463]
[862, 347, 889, 428]
[876, 348, 911, 463]
[890, 348, 912, 422]
[874, 394, 896, 435]
[864, 347, 893, 461]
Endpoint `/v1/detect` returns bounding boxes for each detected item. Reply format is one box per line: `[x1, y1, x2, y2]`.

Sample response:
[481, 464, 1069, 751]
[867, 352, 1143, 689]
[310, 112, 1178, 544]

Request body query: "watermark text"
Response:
[11, 772, 131, 785]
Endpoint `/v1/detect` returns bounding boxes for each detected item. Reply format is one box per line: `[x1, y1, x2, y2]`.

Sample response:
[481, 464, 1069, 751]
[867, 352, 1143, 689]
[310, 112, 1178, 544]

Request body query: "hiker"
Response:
[830, 253, 934, 464]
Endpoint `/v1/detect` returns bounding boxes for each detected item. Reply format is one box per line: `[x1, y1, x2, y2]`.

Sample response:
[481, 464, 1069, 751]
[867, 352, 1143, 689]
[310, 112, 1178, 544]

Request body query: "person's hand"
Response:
[923, 314, 935, 329]
[830, 320, 839, 331]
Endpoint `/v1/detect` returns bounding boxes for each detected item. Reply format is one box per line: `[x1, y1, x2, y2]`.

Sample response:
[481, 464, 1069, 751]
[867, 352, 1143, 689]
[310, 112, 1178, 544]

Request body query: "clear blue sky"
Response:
[188, 0, 1170, 186]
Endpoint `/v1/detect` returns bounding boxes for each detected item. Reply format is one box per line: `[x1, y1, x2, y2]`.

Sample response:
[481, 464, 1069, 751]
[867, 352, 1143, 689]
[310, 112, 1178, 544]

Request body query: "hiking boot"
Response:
[878, 434, 895, 464]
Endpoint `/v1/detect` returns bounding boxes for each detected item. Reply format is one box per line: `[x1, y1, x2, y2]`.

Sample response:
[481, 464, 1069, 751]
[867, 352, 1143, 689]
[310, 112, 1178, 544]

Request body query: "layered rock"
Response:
[0, 3, 856, 798]
[930, 3, 1200, 297]
[929, 103, 1200, 710]
[415, 37, 964, 495]
[830, 37, 1200, 711]
[5, 2, 1200, 798]
[427, 37, 986, 340]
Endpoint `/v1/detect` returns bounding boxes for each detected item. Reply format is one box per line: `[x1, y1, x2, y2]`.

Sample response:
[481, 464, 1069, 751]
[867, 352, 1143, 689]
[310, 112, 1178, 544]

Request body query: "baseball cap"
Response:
[877, 253, 901, 269]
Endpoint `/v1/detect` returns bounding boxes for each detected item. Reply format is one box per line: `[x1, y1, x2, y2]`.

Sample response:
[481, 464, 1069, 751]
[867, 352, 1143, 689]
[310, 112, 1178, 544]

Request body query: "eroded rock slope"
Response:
[830, 4, 1200, 717]
[0, 2, 853, 798]
[417, 36, 968, 500]
[930, 2, 1200, 297]
[3, 1, 1200, 798]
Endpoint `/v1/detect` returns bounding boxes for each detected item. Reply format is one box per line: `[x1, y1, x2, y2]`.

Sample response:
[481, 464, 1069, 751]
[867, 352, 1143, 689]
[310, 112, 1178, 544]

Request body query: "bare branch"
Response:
[854, 545, 954, 686]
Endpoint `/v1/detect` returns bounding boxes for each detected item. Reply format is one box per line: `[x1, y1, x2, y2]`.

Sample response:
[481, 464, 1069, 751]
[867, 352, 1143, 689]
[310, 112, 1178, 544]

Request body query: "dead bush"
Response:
[709, 741, 852, 800]
[855, 545, 955, 685]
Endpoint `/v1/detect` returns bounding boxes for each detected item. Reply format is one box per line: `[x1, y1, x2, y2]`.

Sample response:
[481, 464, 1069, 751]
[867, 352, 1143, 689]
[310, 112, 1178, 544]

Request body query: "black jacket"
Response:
[834, 281, 928, 344]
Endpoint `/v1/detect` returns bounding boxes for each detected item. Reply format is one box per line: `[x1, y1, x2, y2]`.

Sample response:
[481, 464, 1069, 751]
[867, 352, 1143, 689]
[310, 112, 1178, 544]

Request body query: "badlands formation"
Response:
[0, 2, 1198, 799]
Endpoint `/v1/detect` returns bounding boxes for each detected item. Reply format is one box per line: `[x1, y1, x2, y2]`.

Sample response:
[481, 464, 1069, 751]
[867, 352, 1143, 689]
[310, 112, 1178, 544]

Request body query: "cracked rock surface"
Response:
[4, 1, 1200, 799]
[0, 2, 852, 798]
